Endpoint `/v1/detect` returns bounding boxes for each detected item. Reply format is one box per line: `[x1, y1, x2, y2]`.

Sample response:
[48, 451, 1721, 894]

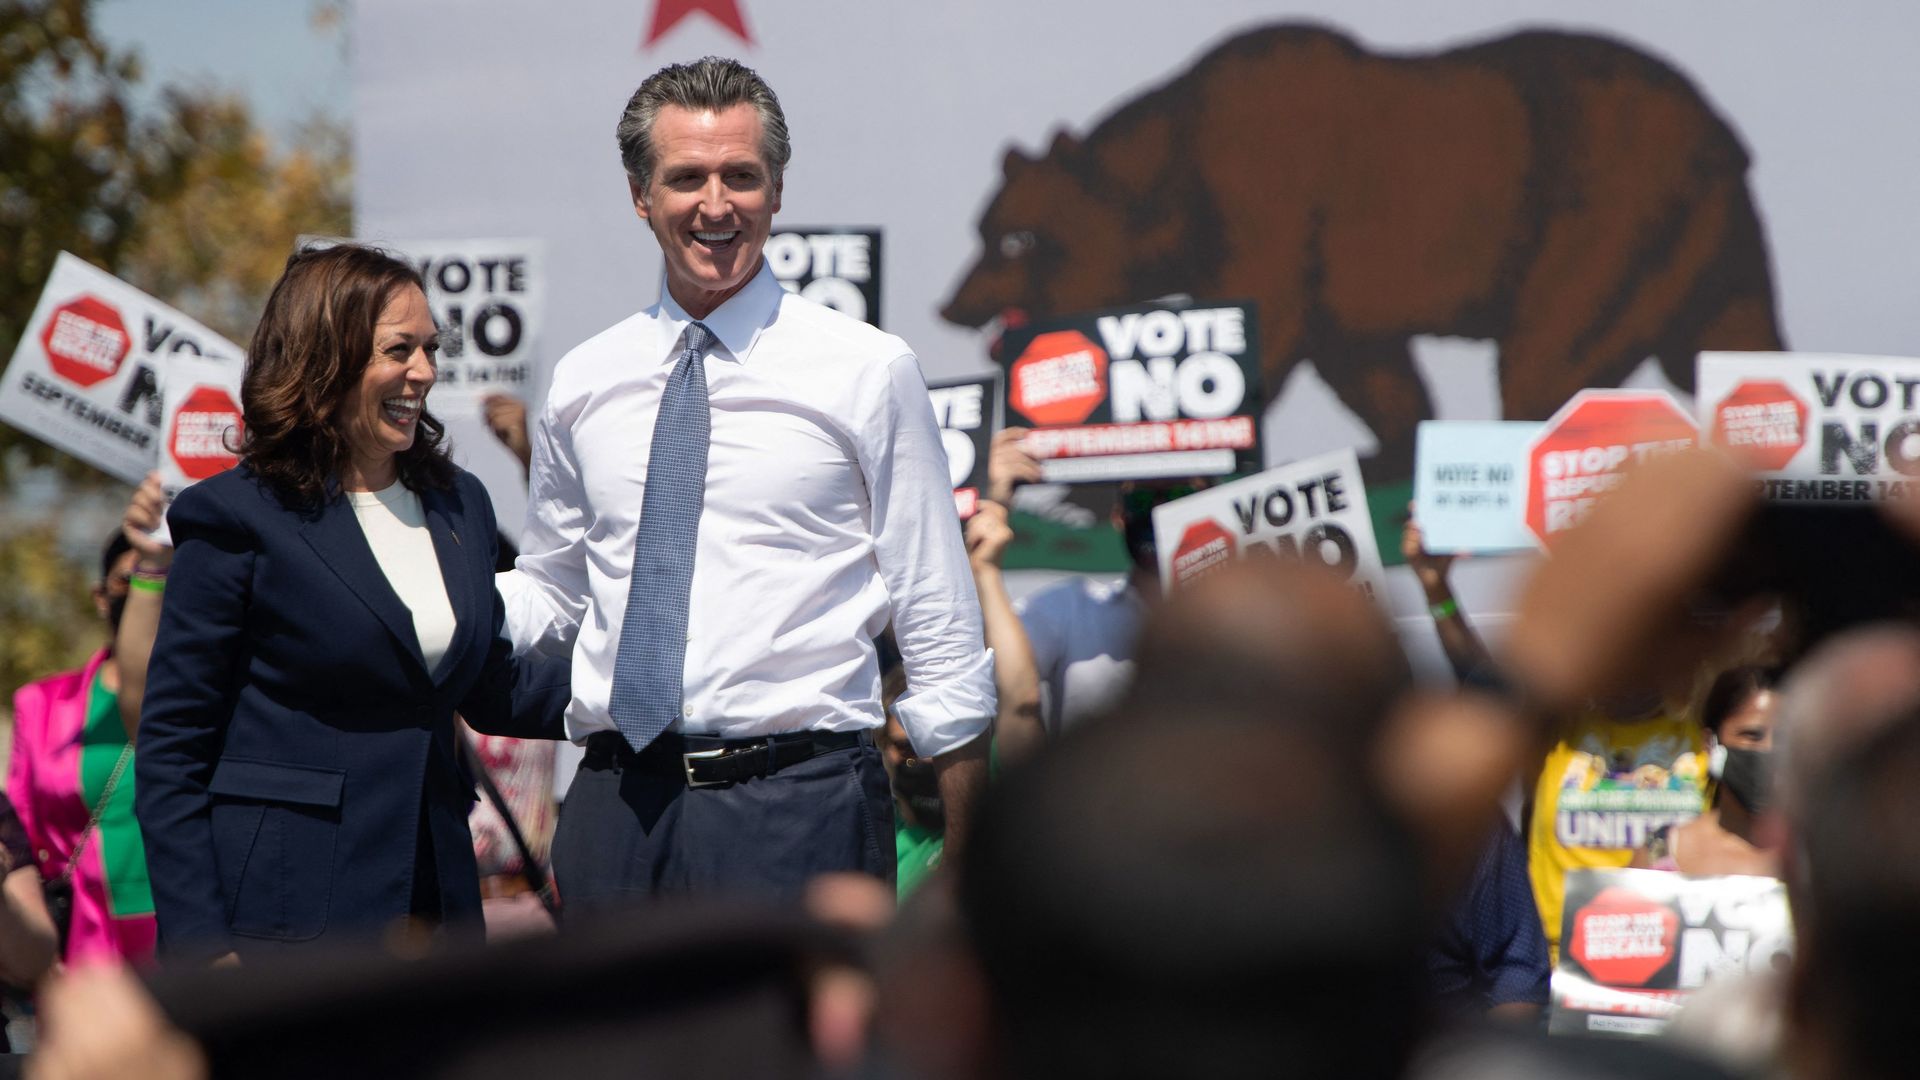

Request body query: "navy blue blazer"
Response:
[134, 465, 569, 958]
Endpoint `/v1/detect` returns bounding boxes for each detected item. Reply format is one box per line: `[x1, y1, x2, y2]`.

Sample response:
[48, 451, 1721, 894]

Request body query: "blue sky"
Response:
[93, 0, 350, 140]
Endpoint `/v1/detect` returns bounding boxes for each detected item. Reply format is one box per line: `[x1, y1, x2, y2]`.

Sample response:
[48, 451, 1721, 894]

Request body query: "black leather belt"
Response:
[583, 729, 866, 788]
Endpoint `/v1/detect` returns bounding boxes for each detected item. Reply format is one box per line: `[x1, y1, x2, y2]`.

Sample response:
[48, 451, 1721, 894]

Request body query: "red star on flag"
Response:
[644, 0, 753, 47]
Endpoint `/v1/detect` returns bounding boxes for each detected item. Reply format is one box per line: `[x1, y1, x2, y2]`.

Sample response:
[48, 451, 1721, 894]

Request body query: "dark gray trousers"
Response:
[552, 732, 895, 915]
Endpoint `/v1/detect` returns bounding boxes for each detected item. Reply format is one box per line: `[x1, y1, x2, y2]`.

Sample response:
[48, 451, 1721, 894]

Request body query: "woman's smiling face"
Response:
[339, 284, 438, 490]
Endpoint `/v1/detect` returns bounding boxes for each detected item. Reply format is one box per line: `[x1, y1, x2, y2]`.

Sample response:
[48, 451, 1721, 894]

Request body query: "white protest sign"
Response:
[401, 238, 543, 407]
[1550, 868, 1793, 1040]
[1151, 446, 1386, 600]
[152, 353, 247, 545]
[369, 237, 545, 545]
[0, 253, 242, 484]
[1697, 351, 1920, 501]
[768, 228, 881, 327]
[1413, 421, 1541, 553]
[157, 354, 245, 501]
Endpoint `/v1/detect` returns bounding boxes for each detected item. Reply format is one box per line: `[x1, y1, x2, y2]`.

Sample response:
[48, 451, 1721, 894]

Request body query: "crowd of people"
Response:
[0, 52, 1910, 1080]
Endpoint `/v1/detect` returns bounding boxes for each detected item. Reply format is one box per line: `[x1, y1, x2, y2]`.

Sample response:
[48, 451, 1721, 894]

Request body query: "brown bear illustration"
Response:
[941, 24, 1784, 479]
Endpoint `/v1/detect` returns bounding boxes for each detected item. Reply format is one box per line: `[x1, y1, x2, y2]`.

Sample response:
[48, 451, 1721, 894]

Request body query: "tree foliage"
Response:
[119, 101, 351, 344]
[0, 525, 99, 707]
[0, 0, 349, 700]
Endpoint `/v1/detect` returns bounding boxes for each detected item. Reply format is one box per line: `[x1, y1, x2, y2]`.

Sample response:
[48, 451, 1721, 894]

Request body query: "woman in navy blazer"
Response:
[134, 245, 568, 961]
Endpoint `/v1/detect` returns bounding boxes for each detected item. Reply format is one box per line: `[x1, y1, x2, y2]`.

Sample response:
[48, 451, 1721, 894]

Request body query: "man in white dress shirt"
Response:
[498, 56, 994, 906]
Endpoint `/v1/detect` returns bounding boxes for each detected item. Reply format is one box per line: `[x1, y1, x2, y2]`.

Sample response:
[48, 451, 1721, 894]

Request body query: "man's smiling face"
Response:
[633, 103, 783, 319]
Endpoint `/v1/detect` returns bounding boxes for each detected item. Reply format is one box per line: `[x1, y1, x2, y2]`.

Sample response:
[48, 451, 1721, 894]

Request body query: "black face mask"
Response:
[1118, 483, 1203, 575]
[1719, 747, 1775, 814]
[1123, 510, 1159, 573]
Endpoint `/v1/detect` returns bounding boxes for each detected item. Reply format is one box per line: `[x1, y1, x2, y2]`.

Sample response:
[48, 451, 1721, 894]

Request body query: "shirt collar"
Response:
[655, 260, 782, 366]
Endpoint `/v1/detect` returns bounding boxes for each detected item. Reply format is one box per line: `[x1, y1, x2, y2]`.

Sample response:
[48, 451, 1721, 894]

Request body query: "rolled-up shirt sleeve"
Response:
[498, 396, 591, 660]
[860, 352, 996, 757]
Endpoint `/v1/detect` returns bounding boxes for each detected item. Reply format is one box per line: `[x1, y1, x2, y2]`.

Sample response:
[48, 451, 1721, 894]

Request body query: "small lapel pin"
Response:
[451, 529, 461, 546]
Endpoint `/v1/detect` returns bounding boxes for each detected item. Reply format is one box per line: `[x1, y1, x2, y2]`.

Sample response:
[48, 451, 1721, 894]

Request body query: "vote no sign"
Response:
[999, 299, 1263, 484]
[0, 252, 244, 485]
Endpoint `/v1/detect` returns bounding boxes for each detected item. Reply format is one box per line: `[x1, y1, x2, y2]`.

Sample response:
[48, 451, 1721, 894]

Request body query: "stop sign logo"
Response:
[40, 295, 130, 388]
[1009, 330, 1107, 427]
[1710, 380, 1808, 472]
[1569, 886, 1679, 987]
[169, 386, 244, 480]
[1169, 519, 1235, 587]
[1526, 391, 1697, 546]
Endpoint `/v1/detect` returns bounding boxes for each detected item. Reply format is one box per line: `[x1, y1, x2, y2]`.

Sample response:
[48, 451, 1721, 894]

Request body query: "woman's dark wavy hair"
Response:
[1700, 664, 1778, 739]
[241, 243, 455, 507]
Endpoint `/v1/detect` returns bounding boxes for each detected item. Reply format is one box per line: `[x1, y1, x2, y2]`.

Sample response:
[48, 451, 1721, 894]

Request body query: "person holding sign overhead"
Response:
[497, 56, 993, 907]
[988, 427, 1209, 736]
[134, 244, 569, 961]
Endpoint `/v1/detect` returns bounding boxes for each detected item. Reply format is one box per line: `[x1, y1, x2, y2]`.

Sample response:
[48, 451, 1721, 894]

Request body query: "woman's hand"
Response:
[985, 428, 1042, 507]
[965, 501, 1015, 575]
[1400, 503, 1454, 601]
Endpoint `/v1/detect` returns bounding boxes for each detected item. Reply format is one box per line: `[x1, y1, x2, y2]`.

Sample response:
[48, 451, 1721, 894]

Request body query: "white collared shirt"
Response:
[498, 263, 994, 756]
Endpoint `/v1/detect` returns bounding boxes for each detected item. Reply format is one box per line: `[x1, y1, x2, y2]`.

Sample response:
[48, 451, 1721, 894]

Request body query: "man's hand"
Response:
[985, 427, 1041, 507]
[1509, 449, 1758, 713]
[965, 500, 1015, 573]
[483, 394, 533, 472]
[123, 472, 172, 570]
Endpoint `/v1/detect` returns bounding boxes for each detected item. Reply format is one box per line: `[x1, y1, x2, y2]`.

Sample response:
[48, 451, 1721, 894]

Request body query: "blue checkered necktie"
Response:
[608, 322, 716, 752]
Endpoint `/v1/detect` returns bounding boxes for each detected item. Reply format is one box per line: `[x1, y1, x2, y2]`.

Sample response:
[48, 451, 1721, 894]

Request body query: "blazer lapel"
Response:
[300, 497, 427, 673]
[421, 484, 476, 686]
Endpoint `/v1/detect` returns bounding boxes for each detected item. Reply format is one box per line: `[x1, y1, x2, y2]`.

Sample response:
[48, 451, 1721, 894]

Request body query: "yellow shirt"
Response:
[1528, 710, 1708, 961]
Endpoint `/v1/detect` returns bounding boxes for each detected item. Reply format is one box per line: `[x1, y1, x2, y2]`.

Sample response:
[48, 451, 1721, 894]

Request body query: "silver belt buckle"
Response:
[682, 747, 731, 788]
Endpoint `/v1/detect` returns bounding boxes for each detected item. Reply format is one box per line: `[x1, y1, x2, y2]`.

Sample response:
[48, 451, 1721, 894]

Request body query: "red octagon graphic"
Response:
[1009, 330, 1108, 427]
[1569, 886, 1680, 988]
[40, 295, 130, 388]
[1169, 518, 1235, 588]
[1710, 379, 1809, 472]
[1526, 391, 1697, 547]
[168, 386, 244, 481]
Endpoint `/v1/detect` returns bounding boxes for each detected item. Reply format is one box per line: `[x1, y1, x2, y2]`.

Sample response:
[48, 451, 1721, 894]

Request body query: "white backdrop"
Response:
[354, 0, 1920, 668]
[355, 1, 1920, 402]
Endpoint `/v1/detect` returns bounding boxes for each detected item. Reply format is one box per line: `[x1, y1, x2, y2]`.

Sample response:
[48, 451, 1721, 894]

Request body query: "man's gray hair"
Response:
[616, 56, 791, 188]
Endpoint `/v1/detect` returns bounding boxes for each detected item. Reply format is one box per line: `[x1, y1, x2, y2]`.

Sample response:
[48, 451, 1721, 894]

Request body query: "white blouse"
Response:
[348, 482, 456, 673]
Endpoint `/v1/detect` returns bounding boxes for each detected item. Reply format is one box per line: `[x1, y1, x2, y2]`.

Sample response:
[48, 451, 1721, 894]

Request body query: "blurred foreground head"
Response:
[1775, 627, 1920, 1080]
[1130, 555, 1412, 750]
[951, 560, 1428, 1079]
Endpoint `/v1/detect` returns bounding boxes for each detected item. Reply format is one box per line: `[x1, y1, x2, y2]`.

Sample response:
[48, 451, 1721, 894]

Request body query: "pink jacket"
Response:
[9, 650, 156, 967]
